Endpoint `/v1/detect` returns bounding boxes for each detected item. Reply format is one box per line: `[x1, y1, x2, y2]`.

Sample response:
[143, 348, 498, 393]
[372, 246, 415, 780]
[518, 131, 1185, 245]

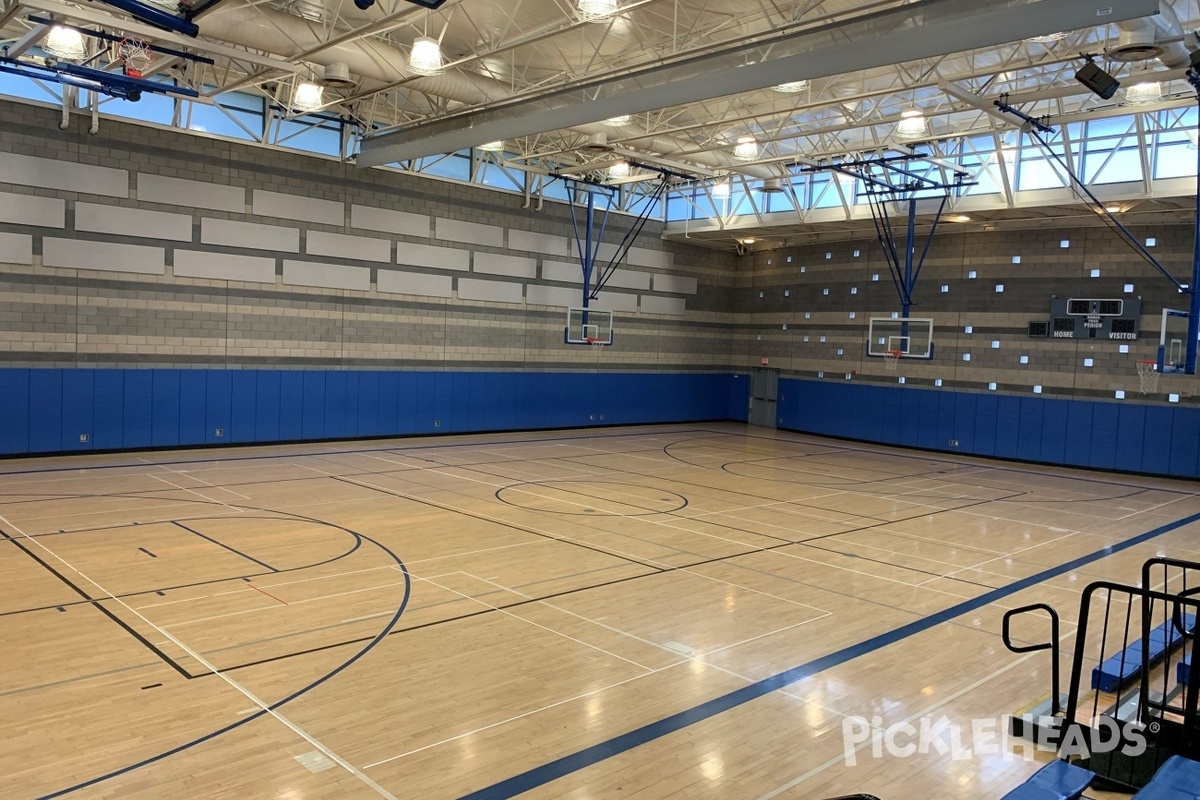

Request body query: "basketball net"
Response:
[883, 351, 900, 372]
[1136, 361, 1159, 394]
[117, 38, 153, 79]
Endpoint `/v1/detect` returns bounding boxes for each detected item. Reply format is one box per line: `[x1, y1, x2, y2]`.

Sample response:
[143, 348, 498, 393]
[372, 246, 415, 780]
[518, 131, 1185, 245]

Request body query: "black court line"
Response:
[698, 427, 1199, 493]
[39, 528, 413, 800]
[171, 521, 280, 573]
[0, 427, 712, 479]
[329, 474, 670, 573]
[0, 528, 191, 679]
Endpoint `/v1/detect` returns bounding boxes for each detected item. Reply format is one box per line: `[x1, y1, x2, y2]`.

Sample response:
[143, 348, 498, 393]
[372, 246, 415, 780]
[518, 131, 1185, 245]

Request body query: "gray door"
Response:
[749, 368, 779, 428]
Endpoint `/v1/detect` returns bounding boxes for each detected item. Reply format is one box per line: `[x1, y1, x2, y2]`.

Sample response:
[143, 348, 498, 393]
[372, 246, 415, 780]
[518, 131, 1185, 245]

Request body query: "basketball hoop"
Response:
[883, 350, 902, 372]
[1136, 360, 1160, 394]
[117, 38, 153, 79]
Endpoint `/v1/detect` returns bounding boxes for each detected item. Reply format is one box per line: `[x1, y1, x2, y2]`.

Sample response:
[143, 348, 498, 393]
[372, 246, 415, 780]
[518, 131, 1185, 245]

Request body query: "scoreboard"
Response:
[1029, 297, 1141, 341]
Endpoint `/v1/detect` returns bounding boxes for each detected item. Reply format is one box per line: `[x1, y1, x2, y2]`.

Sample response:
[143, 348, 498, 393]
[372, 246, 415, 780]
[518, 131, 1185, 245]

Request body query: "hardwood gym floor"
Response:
[1, 423, 1197, 800]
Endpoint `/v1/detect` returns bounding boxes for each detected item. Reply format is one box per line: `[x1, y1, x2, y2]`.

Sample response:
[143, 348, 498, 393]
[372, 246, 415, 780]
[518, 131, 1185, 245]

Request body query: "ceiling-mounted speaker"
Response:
[1075, 61, 1121, 99]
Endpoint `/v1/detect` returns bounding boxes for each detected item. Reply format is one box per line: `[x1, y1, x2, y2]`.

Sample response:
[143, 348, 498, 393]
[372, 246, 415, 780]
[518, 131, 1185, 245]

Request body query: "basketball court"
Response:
[5, 0, 1200, 797]
[0, 424, 1196, 798]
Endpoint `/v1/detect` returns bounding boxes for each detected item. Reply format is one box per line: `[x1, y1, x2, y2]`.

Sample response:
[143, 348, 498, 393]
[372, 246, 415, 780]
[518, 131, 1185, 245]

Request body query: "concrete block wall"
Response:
[734, 224, 1200, 407]
[0, 99, 734, 374]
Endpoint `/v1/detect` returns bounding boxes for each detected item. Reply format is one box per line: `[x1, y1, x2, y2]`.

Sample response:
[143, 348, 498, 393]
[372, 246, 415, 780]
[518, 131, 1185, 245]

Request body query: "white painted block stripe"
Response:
[0, 232, 33, 265]
[43, 238, 164, 275]
[597, 290, 638, 313]
[458, 277, 523, 304]
[525, 284, 580, 308]
[138, 174, 244, 213]
[377, 269, 453, 298]
[395, 242, 469, 271]
[201, 218, 300, 253]
[351, 205, 430, 239]
[283, 260, 370, 291]
[75, 202, 193, 242]
[253, 190, 344, 225]
[307, 230, 391, 263]
[174, 250, 276, 283]
[629, 246, 673, 269]
[541, 260, 583, 284]
[651, 274, 698, 295]
[474, 252, 536, 279]
[0, 191, 65, 228]
[640, 295, 686, 315]
[508, 230, 569, 256]
[435, 218, 504, 248]
[0, 152, 128, 197]
[605, 269, 651, 291]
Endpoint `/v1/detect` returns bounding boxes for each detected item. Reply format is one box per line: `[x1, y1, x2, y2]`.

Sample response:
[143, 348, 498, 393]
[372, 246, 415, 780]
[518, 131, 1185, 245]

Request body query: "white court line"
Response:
[416, 572, 657, 671]
[147, 473, 246, 514]
[753, 637, 1069, 800]
[156, 464, 251, 501]
[0, 511, 398, 800]
[163, 578, 410, 629]
[297, 464, 833, 616]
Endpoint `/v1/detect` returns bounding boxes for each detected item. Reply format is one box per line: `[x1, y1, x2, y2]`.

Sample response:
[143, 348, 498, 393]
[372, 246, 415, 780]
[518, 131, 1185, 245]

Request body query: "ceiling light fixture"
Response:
[773, 80, 809, 93]
[1028, 31, 1069, 43]
[1124, 80, 1162, 105]
[478, 141, 504, 152]
[1105, 205, 1123, 213]
[292, 81, 324, 113]
[603, 114, 631, 126]
[733, 136, 759, 161]
[577, 0, 620, 22]
[409, 36, 444, 76]
[896, 109, 927, 141]
[953, 214, 972, 222]
[712, 178, 731, 199]
[44, 25, 86, 61]
[608, 160, 630, 178]
[741, 238, 756, 245]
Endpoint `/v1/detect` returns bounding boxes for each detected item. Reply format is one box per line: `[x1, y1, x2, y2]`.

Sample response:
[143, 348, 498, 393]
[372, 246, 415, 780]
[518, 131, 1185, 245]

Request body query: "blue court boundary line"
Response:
[458, 510, 1200, 800]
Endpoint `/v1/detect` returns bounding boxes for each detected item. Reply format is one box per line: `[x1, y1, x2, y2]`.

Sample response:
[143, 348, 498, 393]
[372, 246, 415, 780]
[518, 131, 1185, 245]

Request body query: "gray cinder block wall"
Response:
[733, 224, 1199, 405]
[2, 96, 1197, 407]
[0, 99, 735, 374]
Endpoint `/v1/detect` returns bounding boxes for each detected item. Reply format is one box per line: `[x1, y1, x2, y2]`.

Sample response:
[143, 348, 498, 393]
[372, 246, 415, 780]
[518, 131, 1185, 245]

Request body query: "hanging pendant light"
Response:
[577, 0, 619, 22]
[733, 136, 759, 161]
[603, 114, 631, 126]
[292, 81, 324, 113]
[409, 36, 444, 76]
[896, 108, 927, 140]
[1124, 80, 1162, 106]
[45, 25, 87, 61]
[712, 178, 731, 199]
[608, 160, 631, 178]
[772, 81, 809, 93]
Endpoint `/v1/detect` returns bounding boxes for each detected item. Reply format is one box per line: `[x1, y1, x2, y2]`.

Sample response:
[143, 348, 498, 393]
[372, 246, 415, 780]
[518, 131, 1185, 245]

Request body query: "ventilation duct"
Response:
[321, 62, 353, 87]
[1110, 1, 1189, 68]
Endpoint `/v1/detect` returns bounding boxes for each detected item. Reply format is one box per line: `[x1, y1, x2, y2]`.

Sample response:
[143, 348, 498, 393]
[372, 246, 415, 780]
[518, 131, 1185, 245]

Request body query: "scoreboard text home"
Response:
[1028, 297, 1142, 341]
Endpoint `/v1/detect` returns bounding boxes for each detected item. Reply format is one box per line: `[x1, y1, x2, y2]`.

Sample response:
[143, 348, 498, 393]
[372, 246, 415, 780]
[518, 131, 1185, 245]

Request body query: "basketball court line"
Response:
[402, 456, 1011, 597]
[2, 507, 416, 799]
[0, 426, 714, 479]
[358, 451, 1107, 610]
[0, 511, 402, 800]
[455, 509, 1200, 800]
[317, 467, 835, 616]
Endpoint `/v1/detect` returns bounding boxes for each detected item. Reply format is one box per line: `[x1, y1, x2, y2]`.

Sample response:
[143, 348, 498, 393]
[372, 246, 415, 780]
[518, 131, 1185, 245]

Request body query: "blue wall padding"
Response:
[0, 369, 734, 456]
[2, 369, 1197, 481]
[776, 378, 1200, 479]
